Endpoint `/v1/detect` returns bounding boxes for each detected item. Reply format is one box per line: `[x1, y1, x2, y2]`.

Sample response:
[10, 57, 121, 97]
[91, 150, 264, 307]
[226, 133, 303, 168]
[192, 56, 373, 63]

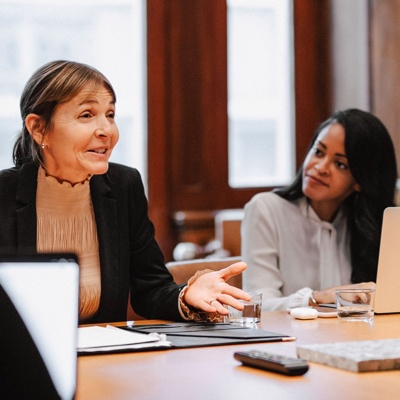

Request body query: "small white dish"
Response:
[290, 307, 319, 320]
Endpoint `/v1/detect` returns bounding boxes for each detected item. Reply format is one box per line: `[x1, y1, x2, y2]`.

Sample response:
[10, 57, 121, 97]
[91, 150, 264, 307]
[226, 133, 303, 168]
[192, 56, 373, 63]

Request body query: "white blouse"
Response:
[241, 192, 352, 311]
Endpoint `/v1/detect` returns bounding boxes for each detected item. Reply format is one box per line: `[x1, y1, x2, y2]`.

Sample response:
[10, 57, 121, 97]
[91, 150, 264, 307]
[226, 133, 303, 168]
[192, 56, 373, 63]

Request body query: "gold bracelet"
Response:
[309, 290, 319, 307]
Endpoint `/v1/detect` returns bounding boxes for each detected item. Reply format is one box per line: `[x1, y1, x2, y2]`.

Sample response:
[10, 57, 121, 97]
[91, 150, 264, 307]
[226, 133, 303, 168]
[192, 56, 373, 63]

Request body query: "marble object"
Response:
[296, 339, 400, 372]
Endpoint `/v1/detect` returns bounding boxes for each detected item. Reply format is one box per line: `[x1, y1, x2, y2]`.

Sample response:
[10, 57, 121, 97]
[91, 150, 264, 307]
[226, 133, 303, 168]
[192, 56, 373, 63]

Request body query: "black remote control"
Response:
[234, 350, 309, 376]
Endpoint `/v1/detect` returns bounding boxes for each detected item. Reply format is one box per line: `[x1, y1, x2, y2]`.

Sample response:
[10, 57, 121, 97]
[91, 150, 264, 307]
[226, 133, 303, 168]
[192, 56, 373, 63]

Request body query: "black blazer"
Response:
[0, 162, 184, 323]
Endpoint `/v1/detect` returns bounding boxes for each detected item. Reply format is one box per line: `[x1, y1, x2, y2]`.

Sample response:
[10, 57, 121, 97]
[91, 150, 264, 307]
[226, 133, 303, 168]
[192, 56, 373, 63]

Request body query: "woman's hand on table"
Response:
[311, 282, 376, 305]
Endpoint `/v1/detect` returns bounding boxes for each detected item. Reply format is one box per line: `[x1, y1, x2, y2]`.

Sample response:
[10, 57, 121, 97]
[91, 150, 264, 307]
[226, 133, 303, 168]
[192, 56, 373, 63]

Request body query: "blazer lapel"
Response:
[90, 175, 119, 316]
[16, 164, 38, 254]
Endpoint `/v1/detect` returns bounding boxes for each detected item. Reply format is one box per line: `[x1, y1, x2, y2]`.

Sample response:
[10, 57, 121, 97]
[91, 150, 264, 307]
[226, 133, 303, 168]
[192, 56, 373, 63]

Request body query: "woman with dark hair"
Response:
[0, 60, 250, 324]
[241, 109, 398, 310]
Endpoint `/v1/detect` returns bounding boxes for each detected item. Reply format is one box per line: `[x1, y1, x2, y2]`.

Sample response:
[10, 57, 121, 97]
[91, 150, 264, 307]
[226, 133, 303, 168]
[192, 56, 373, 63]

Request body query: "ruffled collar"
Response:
[40, 166, 92, 188]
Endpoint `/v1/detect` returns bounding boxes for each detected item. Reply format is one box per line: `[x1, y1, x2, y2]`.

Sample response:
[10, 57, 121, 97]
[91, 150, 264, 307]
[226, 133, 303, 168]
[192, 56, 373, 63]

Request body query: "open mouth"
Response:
[88, 148, 107, 155]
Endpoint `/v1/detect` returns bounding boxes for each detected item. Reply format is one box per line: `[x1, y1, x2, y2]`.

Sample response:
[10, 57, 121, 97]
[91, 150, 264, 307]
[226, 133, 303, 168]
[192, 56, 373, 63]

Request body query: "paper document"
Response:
[78, 325, 171, 353]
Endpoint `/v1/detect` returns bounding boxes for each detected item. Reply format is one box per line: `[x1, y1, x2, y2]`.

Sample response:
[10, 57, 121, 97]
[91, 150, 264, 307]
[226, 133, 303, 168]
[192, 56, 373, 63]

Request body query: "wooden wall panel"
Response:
[147, 0, 332, 261]
[147, 0, 176, 257]
[370, 0, 400, 178]
[167, 1, 229, 210]
[294, 0, 332, 165]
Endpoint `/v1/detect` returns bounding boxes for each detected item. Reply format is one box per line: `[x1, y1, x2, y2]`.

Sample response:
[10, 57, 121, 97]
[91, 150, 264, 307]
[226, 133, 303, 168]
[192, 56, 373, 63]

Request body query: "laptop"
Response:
[374, 207, 400, 314]
[0, 254, 79, 399]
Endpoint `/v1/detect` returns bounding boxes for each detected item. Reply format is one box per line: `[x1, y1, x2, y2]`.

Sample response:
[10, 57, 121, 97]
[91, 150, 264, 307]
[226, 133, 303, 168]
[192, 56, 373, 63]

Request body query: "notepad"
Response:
[297, 339, 400, 372]
[77, 325, 172, 353]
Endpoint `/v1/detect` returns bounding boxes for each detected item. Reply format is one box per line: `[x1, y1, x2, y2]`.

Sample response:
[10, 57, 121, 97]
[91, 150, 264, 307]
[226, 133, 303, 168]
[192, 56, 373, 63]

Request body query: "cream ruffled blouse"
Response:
[36, 167, 101, 320]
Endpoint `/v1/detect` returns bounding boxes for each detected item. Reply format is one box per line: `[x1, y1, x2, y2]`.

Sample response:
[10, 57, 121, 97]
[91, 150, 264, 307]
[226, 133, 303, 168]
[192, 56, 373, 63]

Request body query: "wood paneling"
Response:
[147, 0, 176, 257]
[167, 1, 230, 210]
[370, 0, 400, 178]
[147, 0, 332, 260]
[294, 0, 332, 165]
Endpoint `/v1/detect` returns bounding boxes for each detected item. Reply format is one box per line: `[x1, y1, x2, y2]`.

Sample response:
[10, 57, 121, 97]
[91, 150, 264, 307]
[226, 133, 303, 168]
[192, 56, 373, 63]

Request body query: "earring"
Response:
[41, 143, 45, 149]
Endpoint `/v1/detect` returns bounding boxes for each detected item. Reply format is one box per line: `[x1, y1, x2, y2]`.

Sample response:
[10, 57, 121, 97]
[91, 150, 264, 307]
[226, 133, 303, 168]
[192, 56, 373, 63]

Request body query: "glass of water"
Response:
[224, 292, 262, 325]
[335, 288, 375, 322]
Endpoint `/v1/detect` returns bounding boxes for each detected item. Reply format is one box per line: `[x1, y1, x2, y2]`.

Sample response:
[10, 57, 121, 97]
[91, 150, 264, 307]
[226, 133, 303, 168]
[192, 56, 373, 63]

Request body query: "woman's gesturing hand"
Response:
[183, 261, 251, 315]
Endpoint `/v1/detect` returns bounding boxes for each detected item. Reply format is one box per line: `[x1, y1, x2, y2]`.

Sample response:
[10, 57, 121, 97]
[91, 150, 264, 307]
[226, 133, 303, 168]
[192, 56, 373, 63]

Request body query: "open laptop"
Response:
[374, 207, 400, 314]
[0, 254, 79, 399]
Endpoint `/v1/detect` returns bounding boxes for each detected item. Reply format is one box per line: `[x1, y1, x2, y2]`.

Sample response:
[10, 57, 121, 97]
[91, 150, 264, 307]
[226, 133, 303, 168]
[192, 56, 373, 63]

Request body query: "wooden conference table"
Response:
[76, 311, 400, 400]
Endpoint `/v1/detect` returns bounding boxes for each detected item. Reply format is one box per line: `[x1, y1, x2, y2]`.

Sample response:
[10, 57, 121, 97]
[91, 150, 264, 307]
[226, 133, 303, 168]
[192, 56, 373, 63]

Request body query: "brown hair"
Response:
[13, 60, 116, 166]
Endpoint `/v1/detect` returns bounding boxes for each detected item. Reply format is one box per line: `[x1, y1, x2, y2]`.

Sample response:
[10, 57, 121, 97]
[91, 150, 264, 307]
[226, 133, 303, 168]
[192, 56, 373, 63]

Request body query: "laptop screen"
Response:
[375, 207, 400, 314]
[0, 254, 79, 399]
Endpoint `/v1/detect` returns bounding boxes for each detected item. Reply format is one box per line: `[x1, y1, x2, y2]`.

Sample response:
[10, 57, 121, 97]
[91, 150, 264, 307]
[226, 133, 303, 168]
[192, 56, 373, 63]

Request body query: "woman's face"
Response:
[41, 84, 119, 183]
[302, 122, 360, 221]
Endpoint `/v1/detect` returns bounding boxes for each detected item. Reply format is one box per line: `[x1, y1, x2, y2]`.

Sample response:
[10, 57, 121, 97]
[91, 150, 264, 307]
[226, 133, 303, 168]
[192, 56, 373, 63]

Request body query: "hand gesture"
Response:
[184, 261, 251, 315]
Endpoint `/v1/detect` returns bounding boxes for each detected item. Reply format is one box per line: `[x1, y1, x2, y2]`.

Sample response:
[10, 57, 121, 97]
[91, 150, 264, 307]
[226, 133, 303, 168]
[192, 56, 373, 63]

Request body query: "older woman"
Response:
[0, 60, 250, 324]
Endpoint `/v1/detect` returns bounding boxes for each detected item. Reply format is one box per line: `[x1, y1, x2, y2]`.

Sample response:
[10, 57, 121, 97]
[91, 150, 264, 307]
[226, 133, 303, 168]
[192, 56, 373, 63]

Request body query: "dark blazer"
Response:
[0, 162, 184, 323]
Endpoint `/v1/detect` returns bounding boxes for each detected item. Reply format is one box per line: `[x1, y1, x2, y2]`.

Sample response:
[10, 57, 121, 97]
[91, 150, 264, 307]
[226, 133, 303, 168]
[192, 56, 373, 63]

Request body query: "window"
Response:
[0, 0, 146, 182]
[227, 0, 294, 188]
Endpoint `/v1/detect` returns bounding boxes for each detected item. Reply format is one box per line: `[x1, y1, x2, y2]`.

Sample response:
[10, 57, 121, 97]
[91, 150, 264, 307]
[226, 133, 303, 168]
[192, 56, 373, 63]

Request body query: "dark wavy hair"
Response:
[13, 60, 116, 167]
[275, 109, 398, 283]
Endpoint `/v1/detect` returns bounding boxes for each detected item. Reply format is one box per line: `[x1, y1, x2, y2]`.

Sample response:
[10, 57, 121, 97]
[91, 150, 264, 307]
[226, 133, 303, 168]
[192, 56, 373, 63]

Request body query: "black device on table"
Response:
[234, 350, 309, 376]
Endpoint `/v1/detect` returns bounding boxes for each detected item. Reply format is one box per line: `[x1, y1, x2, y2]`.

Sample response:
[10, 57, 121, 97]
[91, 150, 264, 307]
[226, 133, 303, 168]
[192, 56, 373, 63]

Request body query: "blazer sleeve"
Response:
[120, 167, 185, 321]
